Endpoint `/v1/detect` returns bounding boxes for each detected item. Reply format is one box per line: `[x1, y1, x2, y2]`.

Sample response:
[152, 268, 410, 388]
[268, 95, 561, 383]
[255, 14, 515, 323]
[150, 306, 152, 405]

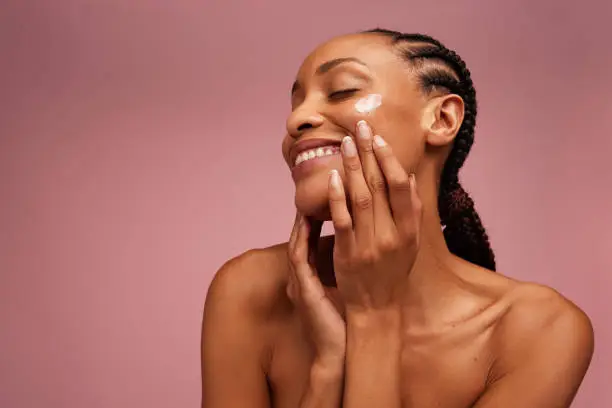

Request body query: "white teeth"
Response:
[294, 146, 339, 166]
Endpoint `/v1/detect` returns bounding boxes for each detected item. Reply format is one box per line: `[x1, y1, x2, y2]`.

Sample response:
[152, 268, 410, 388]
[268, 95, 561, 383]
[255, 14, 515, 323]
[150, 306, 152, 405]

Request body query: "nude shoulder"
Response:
[490, 281, 594, 373]
[498, 281, 593, 336]
[205, 243, 292, 318]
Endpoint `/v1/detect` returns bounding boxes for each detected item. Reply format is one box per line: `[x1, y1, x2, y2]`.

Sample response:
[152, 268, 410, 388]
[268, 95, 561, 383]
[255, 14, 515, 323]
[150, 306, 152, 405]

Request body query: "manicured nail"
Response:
[357, 120, 370, 140]
[342, 136, 357, 157]
[373, 134, 386, 147]
[329, 169, 341, 190]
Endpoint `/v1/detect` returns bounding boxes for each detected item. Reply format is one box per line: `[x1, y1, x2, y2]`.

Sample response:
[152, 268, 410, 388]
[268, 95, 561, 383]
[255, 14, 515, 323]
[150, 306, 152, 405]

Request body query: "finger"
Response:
[293, 214, 315, 282]
[372, 135, 422, 238]
[288, 211, 300, 251]
[287, 212, 302, 301]
[341, 135, 374, 244]
[288, 213, 302, 270]
[294, 216, 327, 301]
[355, 121, 395, 235]
[328, 169, 354, 255]
[407, 174, 423, 243]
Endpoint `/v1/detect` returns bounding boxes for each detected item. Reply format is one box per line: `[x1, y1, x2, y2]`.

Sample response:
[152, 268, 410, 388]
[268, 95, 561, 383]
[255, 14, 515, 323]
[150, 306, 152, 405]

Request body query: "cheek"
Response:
[281, 136, 292, 164]
[329, 94, 387, 134]
[329, 94, 424, 167]
[358, 102, 413, 142]
[354, 93, 382, 114]
[368, 102, 425, 170]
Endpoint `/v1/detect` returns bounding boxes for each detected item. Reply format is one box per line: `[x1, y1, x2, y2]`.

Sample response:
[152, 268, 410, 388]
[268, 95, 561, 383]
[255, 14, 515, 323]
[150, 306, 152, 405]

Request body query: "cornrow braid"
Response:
[363, 28, 496, 271]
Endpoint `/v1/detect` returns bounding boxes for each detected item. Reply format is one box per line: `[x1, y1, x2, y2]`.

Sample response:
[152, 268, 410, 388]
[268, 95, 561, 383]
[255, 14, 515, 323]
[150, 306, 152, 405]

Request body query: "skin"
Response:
[201, 33, 594, 408]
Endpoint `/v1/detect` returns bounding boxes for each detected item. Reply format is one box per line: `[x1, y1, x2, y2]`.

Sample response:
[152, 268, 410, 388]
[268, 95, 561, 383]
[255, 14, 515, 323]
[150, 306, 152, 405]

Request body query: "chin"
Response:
[294, 175, 333, 221]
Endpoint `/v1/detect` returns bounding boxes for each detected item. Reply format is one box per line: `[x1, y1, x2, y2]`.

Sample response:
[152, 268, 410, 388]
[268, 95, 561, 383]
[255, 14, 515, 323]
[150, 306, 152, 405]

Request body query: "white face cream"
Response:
[354, 93, 382, 114]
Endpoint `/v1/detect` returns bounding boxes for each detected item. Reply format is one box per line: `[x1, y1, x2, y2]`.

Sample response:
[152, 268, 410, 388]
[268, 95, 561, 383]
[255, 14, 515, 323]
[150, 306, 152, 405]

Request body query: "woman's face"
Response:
[281, 33, 433, 220]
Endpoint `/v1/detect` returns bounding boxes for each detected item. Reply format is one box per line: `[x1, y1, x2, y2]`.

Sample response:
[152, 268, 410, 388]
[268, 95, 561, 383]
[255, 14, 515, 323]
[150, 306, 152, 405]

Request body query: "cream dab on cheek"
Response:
[354, 93, 382, 114]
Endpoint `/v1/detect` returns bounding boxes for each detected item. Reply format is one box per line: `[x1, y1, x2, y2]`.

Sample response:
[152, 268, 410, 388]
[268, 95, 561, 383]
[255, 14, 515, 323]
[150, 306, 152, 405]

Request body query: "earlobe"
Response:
[423, 94, 464, 147]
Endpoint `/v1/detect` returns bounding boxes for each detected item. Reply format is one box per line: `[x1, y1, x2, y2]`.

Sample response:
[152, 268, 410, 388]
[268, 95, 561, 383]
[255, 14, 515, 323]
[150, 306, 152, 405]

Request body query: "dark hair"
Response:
[362, 28, 496, 271]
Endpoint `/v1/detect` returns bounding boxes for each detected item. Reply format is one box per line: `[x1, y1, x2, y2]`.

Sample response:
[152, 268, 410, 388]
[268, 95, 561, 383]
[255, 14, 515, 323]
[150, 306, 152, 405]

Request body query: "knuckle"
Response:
[345, 159, 362, 172]
[367, 175, 387, 193]
[399, 225, 418, 245]
[353, 193, 373, 210]
[375, 145, 393, 159]
[288, 249, 302, 266]
[358, 248, 380, 265]
[388, 174, 411, 191]
[360, 143, 375, 154]
[329, 193, 345, 203]
[358, 248, 378, 264]
[333, 216, 352, 231]
[377, 235, 399, 252]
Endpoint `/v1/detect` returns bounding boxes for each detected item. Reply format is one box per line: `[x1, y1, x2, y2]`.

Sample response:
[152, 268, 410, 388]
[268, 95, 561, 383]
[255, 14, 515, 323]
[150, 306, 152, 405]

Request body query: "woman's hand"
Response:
[287, 212, 346, 365]
[328, 120, 423, 315]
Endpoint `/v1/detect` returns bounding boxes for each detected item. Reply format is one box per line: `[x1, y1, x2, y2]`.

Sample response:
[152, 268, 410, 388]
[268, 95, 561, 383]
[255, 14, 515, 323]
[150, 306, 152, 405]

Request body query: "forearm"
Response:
[300, 358, 345, 408]
[344, 310, 403, 408]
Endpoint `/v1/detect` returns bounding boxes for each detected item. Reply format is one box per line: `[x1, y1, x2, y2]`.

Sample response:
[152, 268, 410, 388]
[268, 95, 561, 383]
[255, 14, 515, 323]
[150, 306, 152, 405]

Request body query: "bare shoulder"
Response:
[204, 242, 292, 319]
[201, 244, 293, 407]
[491, 280, 594, 375]
[497, 281, 594, 342]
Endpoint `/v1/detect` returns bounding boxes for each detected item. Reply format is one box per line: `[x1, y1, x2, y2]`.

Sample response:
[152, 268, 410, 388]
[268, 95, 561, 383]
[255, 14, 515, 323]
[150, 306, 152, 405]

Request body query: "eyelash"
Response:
[329, 88, 359, 100]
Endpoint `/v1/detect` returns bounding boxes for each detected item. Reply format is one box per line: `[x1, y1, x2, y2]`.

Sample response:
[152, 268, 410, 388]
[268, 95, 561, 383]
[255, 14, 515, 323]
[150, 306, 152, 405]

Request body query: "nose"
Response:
[286, 100, 325, 139]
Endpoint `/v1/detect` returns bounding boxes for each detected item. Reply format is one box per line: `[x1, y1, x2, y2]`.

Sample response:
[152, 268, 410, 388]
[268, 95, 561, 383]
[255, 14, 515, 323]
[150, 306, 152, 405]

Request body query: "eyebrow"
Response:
[291, 57, 369, 95]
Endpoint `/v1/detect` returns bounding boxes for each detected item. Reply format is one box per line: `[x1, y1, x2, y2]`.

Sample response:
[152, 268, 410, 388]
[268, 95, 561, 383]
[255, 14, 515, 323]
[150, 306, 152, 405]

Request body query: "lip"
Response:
[290, 138, 343, 168]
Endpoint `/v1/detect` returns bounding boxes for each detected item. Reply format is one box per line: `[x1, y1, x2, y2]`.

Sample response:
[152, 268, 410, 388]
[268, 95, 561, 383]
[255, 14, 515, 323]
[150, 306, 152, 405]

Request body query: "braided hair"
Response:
[362, 28, 496, 271]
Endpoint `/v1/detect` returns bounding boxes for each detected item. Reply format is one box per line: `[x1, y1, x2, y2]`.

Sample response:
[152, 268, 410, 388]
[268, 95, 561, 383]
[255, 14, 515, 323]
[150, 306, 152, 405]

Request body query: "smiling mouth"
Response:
[294, 145, 341, 167]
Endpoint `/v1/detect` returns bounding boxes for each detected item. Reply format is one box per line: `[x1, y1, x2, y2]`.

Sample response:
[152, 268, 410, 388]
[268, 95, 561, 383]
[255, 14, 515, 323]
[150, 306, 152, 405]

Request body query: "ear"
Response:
[421, 94, 464, 147]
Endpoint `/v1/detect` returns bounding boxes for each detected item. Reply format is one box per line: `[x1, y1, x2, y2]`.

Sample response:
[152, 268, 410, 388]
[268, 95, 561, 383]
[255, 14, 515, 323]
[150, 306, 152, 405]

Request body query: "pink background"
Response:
[1, 1, 610, 407]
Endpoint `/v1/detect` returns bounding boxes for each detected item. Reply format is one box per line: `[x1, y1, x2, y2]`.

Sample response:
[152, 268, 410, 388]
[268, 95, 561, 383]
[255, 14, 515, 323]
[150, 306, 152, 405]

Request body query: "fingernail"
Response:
[409, 173, 416, 185]
[342, 136, 357, 157]
[329, 169, 341, 189]
[357, 120, 370, 139]
[373, 135, 386, 147]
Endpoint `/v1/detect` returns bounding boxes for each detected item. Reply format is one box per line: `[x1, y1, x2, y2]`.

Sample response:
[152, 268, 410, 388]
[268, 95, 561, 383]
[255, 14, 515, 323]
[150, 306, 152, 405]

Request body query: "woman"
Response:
[201, 29, 594, 408]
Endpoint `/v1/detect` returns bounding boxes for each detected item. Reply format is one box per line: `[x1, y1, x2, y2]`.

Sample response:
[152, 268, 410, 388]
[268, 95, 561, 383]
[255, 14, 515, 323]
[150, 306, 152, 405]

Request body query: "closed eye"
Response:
[329, 88, 359, 101]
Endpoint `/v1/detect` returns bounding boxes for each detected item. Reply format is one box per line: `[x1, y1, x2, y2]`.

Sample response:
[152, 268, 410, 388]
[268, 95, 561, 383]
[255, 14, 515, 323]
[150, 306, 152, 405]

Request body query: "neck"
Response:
[396, 206, 468, 327]
[392, 171, 472, 328]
